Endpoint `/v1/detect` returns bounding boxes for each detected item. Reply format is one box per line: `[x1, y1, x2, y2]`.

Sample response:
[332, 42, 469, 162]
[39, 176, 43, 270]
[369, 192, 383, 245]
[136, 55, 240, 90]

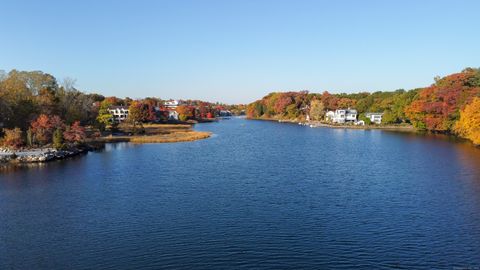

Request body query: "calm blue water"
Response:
[1, 118, 480, 269]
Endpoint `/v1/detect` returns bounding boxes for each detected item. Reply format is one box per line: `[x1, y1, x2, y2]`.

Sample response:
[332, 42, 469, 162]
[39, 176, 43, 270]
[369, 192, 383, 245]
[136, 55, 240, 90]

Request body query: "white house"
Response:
[164, 99, 183, 109]
[365, 112, 383, 124]
[326, 109, 358, 123]
[108, 106, 129, 123]
[163, 100, 183, 120]
[325, 111, 335, 121]
[168, 111, 179, 120]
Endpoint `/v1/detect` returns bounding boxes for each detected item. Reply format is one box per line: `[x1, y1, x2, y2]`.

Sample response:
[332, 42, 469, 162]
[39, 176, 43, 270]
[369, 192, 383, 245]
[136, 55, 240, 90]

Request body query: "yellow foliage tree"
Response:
[455, 97, 480, 145]
[309, 99, 325, 121]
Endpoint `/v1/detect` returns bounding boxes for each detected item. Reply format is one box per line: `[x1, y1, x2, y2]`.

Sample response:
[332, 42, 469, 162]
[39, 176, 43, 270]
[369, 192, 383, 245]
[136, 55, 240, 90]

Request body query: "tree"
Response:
[286, 104, 298, 119]
[53, 128, 64, 149]
[30, 114, 65, 145]
[0, 70, 37, 130]
[454, 97, 480, 145]
[128, 101, 154, 133]
[309, 99, 325, 121]
[63, 121, 86, 143]
[2, 128, 24, 149]
[30, 114, 54, 145]
[57, 81, 96, 125]
[26, 128, 34, 147]
[176, 105, 193, 121]
[96, 99, 114, 130]
[274, 94, 293, 115]
[406, 68, 480, 131]
[382, 110, 398, 124]
[358, 114, 372, 125]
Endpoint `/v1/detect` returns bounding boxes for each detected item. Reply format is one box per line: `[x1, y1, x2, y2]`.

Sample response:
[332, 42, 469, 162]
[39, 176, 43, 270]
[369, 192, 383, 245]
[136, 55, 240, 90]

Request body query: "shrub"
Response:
[179, 114, 188, 122]
[63, 121, 86, 143]
[53, 128, 64, 149]
[2, 128, 24, 149]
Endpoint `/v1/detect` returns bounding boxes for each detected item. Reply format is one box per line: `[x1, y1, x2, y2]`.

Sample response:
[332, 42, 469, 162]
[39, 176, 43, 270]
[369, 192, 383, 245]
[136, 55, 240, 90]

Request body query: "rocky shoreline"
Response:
[0, 145, 101, 164]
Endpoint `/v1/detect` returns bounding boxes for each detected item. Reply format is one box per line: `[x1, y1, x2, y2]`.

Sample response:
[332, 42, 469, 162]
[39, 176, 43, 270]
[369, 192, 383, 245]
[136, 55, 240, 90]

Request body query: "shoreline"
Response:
[0, 124, 211, 166]
[248, 117, 417, 132]
[0, 145, 100, 164]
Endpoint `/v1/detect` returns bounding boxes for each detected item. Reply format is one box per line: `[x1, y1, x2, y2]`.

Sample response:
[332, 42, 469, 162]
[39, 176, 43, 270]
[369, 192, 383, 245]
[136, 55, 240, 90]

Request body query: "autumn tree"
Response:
[454, 97, 480, 145]
[30, 114, 65, 145]
[176, 105, 194, 121]
[274, 94, 293, 115]
[63, 121, 86, 143]
[1, 128, 24, 149]
[129, 101, 152, 123]
[309, 99, 325, 121]
[406, 68, 480, 131]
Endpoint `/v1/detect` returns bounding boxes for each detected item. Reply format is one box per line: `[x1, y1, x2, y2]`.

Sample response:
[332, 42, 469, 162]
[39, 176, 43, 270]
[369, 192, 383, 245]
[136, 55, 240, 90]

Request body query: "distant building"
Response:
[365, 113, 383, 124]
[326, 109, 357, 123]
[108, 106, 129, 123]
[168, 111, 179, 120]
[163, 100, 184, 120]
[218, 110, 232, 117]
[325, 111, 335, 121]
[164, 100, 183, 109]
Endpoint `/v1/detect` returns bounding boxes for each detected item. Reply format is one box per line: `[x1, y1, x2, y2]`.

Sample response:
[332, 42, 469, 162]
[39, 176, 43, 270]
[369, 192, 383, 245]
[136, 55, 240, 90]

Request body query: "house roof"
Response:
[108, 106, 129, 110]
[335, 109, 357, 114]
[365, 112, 383, 116]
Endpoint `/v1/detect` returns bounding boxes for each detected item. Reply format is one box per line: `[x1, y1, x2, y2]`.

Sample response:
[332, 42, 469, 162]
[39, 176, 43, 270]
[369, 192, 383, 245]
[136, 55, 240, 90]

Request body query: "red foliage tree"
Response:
[406, 68, 480, 131]
[274, 94, 293, 115]
[30, 114, 65, 145]
[63, 121, 86, 143]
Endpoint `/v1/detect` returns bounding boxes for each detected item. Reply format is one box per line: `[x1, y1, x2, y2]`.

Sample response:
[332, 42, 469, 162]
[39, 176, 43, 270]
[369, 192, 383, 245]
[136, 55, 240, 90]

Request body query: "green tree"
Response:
[382, 110, 398, 124]
[26, 128, 34, 147]
[96, 99, 114, 130]
[53, 128, 64, 149]
[359, 114, 372, 125]
[286, 104, 298, 119]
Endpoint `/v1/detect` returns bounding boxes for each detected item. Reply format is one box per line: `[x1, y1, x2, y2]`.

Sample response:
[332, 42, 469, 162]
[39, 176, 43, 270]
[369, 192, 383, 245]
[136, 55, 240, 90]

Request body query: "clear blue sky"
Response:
[1, 0, 479, 104]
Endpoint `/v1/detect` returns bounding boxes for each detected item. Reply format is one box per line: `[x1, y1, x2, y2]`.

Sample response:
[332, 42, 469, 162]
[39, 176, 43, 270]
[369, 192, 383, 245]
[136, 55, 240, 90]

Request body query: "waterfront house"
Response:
[325, 111, 335, 121]
[164, 99, 183, 109]
[218, 110, 232, 117]
[108, 106, 129, 123]
[326, 109, 358, 123]
[163, 100, 183, 120]
[365, 112, 383, 124]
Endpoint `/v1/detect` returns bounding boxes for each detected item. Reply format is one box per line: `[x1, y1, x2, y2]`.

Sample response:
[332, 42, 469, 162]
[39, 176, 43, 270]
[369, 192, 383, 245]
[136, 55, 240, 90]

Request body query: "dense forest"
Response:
[247, 68, 480, 145]
[0, 69, 243, 149]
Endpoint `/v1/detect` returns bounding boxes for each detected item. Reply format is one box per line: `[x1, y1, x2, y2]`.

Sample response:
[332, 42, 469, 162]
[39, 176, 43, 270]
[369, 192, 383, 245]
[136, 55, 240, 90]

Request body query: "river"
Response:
[1, 117, 480, 269]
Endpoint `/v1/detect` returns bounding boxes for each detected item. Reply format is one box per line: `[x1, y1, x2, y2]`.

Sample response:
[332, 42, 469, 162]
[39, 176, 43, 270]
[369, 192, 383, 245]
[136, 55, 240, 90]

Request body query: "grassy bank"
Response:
[96, 123, 211, 144]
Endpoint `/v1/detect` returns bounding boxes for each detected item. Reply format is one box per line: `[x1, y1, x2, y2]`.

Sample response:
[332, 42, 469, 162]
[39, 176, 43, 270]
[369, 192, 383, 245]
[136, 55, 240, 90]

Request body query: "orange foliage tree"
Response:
[2, 128, 24, 149]
[406, 68, 480, 131]
[30, 114, 65, 145]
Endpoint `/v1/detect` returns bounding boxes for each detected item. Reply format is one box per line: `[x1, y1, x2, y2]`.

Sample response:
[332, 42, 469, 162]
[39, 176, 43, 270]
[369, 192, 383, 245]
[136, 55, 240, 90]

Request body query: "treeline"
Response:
[247, 68, 480, 145]
[0, 69, 243, 149]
